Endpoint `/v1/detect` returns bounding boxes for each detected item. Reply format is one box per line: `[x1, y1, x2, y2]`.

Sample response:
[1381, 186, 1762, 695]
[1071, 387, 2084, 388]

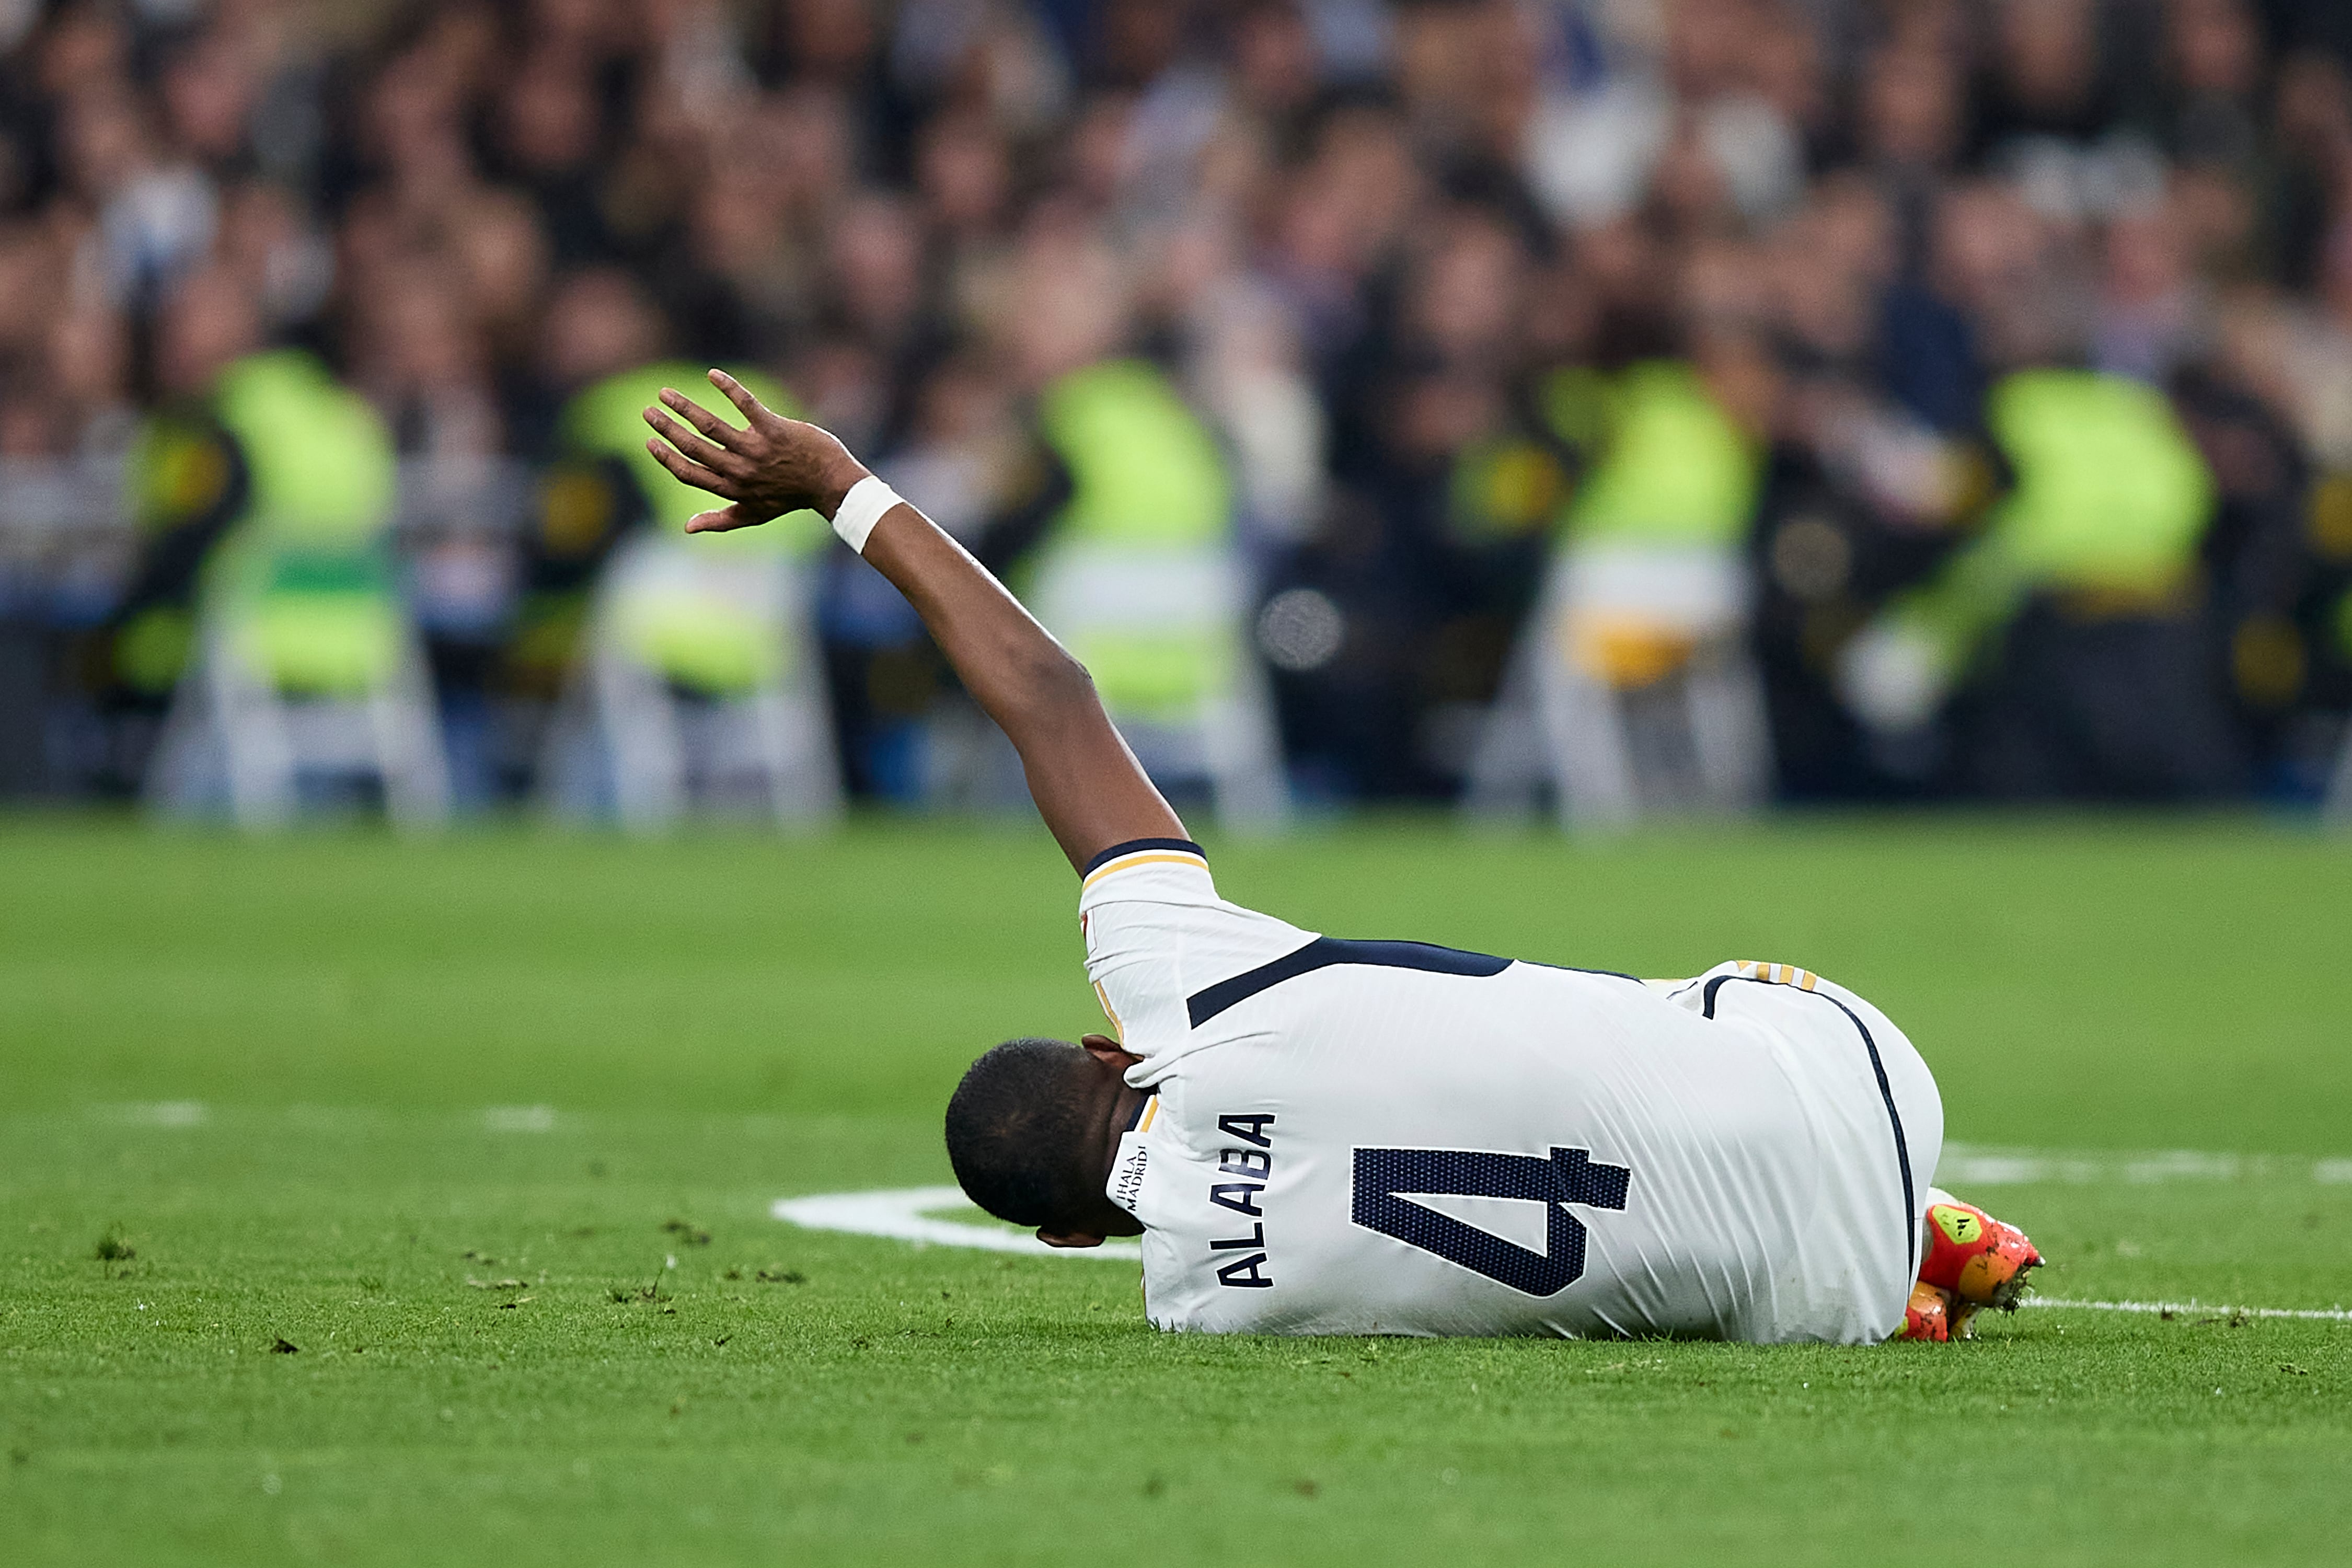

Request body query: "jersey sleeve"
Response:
[1077, 838, 1316, 1060]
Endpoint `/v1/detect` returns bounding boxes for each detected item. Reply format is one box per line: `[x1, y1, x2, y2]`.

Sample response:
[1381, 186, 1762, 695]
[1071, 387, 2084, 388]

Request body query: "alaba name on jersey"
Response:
[1078, 839, 1941, 1344]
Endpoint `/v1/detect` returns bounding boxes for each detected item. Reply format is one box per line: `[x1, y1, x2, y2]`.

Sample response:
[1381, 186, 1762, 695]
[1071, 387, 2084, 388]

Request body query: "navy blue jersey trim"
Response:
[1187, 936, 1512, 1028]
[1186, 939, 1639, 1030]
[1080, 838, 1207, 877]
[1527, 960, 1644, 984]
[1702, 975, 1917, 1273]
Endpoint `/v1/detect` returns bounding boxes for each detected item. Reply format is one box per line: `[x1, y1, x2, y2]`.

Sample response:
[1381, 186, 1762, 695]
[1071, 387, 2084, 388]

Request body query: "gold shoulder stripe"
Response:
[1735, 960, 1822, 992]
[1092, 979, 1124, 1037]
[1081, 850, 1208, 892]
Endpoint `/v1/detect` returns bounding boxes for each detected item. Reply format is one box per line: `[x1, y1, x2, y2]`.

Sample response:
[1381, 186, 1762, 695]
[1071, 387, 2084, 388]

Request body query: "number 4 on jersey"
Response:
[1351, 1146, 1632, 1296]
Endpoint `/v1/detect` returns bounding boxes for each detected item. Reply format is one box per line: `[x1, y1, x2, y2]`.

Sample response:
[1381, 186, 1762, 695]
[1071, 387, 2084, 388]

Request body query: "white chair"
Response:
[1465, 541, 1770, 828]
[1025, 539, 1288, 827]
[147, 560, 452, 831]
[538, 532, 839, 831]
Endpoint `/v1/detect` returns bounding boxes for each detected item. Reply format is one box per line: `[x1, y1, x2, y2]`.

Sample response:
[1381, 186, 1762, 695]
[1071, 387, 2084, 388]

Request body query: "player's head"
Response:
[945, 1036, 1143, 1246]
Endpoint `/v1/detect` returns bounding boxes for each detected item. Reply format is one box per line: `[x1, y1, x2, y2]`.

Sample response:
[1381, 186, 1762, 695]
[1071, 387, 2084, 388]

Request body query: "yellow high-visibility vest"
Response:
[1885, 370, 2216, 673]
[1552, 361, 1760, 549]
[1030, 360, 1236, 719]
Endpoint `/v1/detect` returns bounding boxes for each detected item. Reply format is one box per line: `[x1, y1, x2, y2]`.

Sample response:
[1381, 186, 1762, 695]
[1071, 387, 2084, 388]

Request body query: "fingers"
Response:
[656, 387, 745, 446]
[683, 505, 758, 534]
[642, 435, 742, 499]
[707, 367, 773, 425]
[642, 406, 739, 474]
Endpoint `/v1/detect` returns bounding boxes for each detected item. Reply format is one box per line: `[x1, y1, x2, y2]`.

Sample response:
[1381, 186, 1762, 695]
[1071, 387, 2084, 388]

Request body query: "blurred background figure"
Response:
[931, 215, 1285, 823]
[525, 269, 837, 829]
[1, 0, 2350, 824]
[127, 267, 448, 827]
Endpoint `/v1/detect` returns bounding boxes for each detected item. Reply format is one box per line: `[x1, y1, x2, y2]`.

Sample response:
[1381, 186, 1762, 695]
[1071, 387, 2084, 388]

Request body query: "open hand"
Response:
[641, 370, 870, 534]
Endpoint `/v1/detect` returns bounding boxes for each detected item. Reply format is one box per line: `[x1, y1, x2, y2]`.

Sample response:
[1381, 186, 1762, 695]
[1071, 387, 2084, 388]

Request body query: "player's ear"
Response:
[1036, 1228, 1105, 1248]
[1080, 1033, 1141, 1069]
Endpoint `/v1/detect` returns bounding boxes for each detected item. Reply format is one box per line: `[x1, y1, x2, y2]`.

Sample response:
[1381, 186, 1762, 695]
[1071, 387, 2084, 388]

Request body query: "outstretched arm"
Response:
[642, 370, 1185, 871]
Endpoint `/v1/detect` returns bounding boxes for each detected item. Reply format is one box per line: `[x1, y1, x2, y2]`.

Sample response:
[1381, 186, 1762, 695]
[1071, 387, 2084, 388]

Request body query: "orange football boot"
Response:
[1900, 1281, 1958, 1342]
[1918, 1197, 2043, 1313]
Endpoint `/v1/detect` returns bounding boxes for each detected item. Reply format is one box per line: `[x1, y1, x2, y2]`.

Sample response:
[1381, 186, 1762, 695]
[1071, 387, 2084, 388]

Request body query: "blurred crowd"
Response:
[4, 0, 2352, 811]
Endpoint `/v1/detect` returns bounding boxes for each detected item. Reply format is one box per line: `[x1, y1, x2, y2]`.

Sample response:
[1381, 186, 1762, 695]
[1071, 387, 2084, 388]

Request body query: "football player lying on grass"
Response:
[642, 373, 2038, 1343]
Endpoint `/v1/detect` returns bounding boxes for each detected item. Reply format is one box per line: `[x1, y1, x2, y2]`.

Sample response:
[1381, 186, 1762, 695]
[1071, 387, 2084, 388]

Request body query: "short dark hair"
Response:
[944, 1038, 1105, 1228]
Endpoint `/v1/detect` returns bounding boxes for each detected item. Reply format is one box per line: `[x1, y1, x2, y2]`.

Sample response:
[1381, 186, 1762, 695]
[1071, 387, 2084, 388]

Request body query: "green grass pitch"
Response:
[2, 815, 2348, 1565]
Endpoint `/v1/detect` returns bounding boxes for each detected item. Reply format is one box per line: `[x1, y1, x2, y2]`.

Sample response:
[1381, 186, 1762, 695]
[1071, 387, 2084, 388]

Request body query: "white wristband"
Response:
[830, 474, 901, 555]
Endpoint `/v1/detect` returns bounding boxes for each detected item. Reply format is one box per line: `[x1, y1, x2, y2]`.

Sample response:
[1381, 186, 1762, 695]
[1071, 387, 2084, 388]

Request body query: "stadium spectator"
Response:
[0, 0, 2348, 811]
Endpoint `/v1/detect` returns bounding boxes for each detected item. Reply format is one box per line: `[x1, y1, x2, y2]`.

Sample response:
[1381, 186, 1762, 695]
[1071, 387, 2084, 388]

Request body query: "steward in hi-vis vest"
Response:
[982, 358, 1237, 724]
[510, 362, 824, 699]
[110, 348, 400, 707]
[1539, 358, 1762, 686]
[1456, 351, 1773, 825]
[1838, 367, 2244, 797]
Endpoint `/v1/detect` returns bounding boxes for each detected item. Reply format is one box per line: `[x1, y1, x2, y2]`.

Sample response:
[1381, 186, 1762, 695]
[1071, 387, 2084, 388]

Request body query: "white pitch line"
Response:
[2026, 1297, 2352, 1323]
[1938, 1144, 2352, 1186]
[101, 1100, 209, 1127]
[771, 1186, 1142, 1260]
[773, 1191, 2352, 1324]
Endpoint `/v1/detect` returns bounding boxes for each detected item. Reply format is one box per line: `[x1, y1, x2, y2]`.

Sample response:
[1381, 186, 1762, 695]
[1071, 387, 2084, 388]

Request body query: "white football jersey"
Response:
[1079, 840, 1943, 1343]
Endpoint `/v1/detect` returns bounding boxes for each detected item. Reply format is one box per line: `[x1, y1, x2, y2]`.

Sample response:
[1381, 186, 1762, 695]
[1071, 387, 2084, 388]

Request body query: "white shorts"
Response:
[1658, 961, 1945, 1342]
